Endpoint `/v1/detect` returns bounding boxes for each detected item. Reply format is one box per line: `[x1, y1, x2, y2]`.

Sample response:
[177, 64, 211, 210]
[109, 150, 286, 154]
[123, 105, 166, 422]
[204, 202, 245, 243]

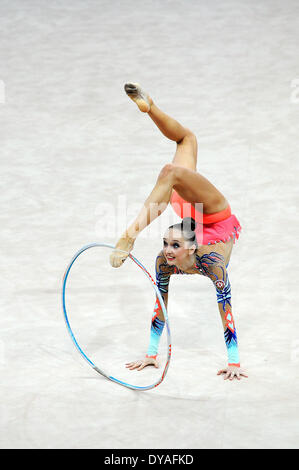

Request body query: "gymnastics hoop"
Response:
[62, 243, 171, 391]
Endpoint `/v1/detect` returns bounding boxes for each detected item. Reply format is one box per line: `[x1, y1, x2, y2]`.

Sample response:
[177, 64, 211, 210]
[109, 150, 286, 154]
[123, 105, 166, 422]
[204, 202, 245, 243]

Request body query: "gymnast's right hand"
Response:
[125, 356, 159, 371]
[109, 236, 135, 268]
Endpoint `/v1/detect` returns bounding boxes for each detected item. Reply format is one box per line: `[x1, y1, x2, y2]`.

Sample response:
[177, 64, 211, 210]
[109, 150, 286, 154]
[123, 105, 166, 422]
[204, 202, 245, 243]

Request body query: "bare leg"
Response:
[110, 84, 227, 267]
[149, 104, 198, 171]
[110, 163, 227, 267]
[126, 164, 225, 234]
[124, 83, 198, 170]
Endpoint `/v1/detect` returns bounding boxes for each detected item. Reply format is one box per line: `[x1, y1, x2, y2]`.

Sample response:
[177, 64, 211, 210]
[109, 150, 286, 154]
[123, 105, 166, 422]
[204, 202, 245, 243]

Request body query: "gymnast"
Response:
[110, 83, 248, 381]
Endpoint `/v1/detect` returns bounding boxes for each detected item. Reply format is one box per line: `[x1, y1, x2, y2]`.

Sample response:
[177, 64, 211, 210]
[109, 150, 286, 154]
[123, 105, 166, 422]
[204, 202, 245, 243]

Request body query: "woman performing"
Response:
[110, 83, 247, 381]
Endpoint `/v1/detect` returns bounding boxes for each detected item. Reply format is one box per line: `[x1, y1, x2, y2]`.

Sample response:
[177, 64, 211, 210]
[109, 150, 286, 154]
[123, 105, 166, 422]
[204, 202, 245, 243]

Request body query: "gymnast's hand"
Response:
[217, 365, 248, 381]
[125, 356, 159, 371]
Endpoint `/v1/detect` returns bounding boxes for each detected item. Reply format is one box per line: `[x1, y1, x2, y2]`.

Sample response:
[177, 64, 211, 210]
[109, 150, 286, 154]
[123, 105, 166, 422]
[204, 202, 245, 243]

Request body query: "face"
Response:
[163, 228, 196, 267]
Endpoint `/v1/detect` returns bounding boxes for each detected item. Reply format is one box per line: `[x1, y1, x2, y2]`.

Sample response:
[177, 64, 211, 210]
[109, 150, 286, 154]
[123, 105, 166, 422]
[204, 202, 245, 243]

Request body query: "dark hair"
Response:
[168, 217, 197, 247]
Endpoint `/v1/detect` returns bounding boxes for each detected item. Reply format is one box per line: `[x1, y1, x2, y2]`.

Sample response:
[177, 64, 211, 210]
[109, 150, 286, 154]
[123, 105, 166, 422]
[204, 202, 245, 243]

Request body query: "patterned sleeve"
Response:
[146, 252, 174, 358]
[155, 250, 174, 296]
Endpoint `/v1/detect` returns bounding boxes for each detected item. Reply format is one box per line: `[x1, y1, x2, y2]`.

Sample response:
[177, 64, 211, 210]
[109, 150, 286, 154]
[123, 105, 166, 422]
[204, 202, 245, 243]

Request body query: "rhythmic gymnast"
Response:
[110, 83, 248, 381]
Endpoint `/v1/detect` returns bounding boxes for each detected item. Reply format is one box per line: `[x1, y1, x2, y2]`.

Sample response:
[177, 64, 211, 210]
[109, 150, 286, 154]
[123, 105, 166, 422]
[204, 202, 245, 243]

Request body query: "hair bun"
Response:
[182, 217, 197, 232]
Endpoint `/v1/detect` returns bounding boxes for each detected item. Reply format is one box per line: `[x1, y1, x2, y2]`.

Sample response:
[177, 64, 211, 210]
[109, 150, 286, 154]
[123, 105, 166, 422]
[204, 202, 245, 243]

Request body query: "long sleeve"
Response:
[146, 252, 172, 358]
[197, 251, 241, 367]
[214, 270, 240, 366]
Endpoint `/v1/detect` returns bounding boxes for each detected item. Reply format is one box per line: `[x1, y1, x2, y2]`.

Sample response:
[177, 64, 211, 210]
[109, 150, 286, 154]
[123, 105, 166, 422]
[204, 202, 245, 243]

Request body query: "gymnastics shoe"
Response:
[109, 236, 135, 268]
[124, 82, 153, 112]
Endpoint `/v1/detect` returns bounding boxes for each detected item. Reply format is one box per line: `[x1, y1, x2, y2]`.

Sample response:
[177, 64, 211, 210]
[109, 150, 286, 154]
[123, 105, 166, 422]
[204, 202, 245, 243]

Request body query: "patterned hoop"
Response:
[62, 243, 171, 390]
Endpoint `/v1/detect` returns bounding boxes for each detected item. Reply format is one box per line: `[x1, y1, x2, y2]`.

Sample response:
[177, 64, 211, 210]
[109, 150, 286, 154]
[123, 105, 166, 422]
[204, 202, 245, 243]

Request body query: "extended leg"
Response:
[148, 103, 198, 170]
[129, 161, 226, 236]
[110, 84, 227, 267]
[125, 82, 198, 170]
[110, 163, 226, 267]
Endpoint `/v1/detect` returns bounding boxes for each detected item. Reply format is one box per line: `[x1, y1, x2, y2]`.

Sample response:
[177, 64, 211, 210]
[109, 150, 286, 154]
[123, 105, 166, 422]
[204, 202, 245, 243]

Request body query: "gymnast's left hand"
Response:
[217, 366, 248, 381]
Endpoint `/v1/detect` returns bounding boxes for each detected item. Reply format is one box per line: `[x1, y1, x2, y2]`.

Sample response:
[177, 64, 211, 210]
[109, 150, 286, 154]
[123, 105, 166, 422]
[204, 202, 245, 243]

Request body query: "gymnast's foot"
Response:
[124, 82, 153, 112]
[109, 235, 135, 268]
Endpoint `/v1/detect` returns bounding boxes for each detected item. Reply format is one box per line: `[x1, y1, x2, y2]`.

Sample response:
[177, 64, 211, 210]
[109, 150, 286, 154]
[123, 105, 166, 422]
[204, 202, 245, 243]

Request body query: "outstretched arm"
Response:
[146, 251, 171, 359]
[198, 251, 248, 381]
[126, 251, 172, 371]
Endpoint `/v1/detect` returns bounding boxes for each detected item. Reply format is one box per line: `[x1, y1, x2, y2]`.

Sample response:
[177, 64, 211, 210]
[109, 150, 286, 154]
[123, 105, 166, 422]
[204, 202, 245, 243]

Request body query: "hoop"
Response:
[62, 243, 171, 390]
